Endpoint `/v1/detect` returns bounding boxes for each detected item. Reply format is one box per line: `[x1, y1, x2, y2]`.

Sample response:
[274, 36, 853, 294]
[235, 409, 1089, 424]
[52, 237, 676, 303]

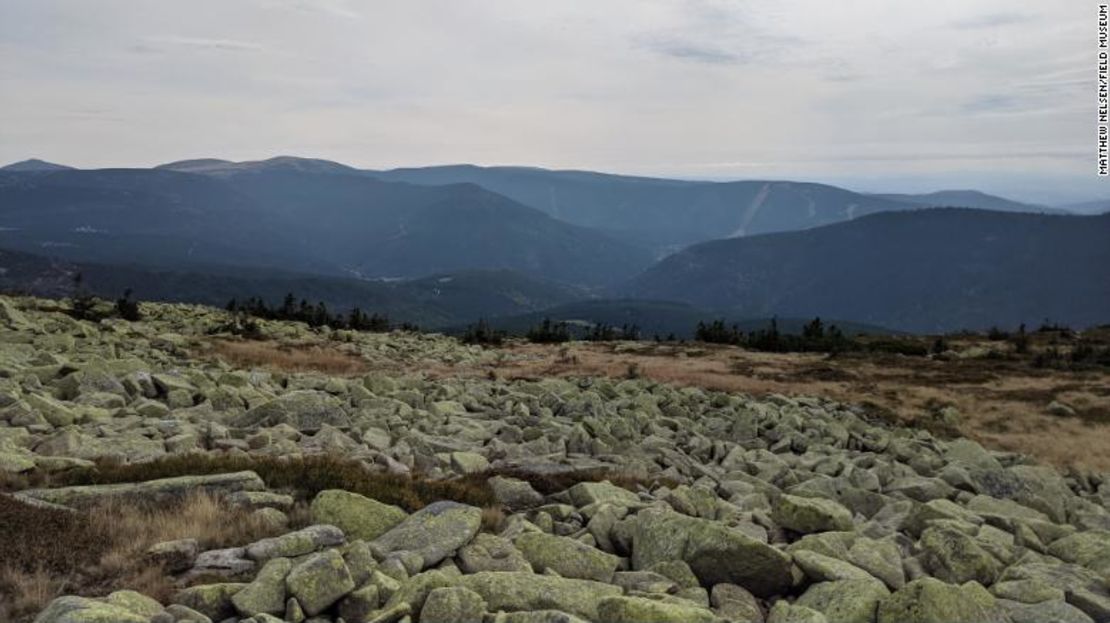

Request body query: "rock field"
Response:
[1, 296, 1108, 623]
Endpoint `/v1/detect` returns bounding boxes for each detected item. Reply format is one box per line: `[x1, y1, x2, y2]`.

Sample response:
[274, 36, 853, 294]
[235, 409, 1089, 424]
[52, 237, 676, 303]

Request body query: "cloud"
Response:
[641, 37, 744, 65]
[950, 13, 1033, 29]
[140, 35, 264, 52]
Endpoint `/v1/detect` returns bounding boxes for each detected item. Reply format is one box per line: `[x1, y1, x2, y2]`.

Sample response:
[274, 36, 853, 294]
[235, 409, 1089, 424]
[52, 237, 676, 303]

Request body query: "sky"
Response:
[0, 0, 1103, 204]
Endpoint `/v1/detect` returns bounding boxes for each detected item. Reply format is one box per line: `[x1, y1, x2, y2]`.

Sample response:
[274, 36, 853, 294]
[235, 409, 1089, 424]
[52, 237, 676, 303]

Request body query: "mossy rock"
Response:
[877, 578, 1008, 623]
[32, 596, 150, 623]
[459, 571, 622, 621]
[284, 549, 355, 616]
[515, 532, 621, 582]
[596, 595, 727, 623]
[772, 494, 854, 534]
[310, 489, 407, 541]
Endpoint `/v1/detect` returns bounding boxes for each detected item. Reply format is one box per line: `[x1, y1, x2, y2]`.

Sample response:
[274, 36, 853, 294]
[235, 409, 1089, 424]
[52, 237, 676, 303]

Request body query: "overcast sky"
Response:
[0, 0, 1102, 203]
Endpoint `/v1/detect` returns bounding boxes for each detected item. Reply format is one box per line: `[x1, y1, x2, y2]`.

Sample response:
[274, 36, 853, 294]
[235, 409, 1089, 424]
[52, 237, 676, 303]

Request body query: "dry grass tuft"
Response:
[0, 492, 281, 622]
[204, 338, 369, 375]
[480, 505, 506, 533]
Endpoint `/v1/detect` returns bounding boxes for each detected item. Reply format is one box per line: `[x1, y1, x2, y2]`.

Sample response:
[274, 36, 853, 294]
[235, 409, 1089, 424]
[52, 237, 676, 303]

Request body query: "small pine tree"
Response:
[115, 288, 141, 321]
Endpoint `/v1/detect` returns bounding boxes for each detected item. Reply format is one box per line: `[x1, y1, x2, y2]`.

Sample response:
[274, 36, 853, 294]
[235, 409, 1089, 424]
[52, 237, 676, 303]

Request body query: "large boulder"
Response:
[231, 390, 350, 431]
[245, 524, 345, 561]
[371, 501, 481, 570]
[285, 549, 356, 616]
[231, 557, 292, 616]
[16, 471, 265, 509]
[772, 494, 854, 534]
[32, 596, 149, 623]
[420, 586, 488, 623]
[459, 571, 622, 621]
[628, 509, 793, 597]
[459, 533, 533, 573]
[514, 532, 621, 582]
[309, 489, 407, 541]
[172, 583, 247, 621]
[795, 579, 890, 623]
[566, 481, 641, 507]
[918, 524, 1002, 586]
[877, 578, 1008, 623]
[596, 595, 727, 623]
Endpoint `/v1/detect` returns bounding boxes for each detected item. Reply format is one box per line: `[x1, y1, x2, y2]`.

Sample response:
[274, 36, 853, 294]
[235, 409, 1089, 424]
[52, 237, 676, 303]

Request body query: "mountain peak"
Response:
[0, 158, 74, 172]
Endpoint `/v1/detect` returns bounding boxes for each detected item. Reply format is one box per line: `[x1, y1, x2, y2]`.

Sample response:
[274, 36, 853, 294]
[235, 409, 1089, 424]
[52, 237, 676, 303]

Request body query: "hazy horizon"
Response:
[1, 0, 1103, 204]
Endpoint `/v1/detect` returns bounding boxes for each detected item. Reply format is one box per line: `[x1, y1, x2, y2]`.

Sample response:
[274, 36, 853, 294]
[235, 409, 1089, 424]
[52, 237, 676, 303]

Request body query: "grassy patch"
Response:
[0, 492, 279, 622]
[203, 338, 369, 376]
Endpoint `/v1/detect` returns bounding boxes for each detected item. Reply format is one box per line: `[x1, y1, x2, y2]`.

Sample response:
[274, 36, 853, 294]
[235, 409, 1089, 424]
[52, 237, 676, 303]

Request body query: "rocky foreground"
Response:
[1, 296, 1109, 623]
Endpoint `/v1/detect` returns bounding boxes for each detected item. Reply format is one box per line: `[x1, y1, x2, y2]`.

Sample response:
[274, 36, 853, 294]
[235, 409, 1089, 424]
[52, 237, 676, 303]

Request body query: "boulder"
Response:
[309, 489, 407, 541]
[172, 583, 246, 621]
[459, 571, 622, 621]
[918, 524, 1002, 586]
[16, 471, 265, 509]
[245, 524, 345, 561]
[628, 509, 794, 597]
[231, 557, 293, 616]
[877, 578, 1008, 623]
[336, 584, 380, 623]
[458, 533, 533, 573]
[767, 601, 829, 623]
[32, 596, 149, 623]
[285, 549, 356, 616]
[566, 481, 640, 507]
[772, 494, 854, 534]
[371, 501, 481, 571]
[795, 579, 889, 623]
[420, 586, 487, 623]
[232, 390, 350, 431]
[596, 595, 727, 623]
[489, 476, 544, 510]
[710, 583, 764, 623]
[514, 532, 621, 582]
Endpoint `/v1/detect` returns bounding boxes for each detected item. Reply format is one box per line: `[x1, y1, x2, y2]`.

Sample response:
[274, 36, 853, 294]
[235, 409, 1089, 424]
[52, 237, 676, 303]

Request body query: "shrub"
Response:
[461, 319, 506, 346]
[115, 289, 141, 321]
[526, 318, 571, 344]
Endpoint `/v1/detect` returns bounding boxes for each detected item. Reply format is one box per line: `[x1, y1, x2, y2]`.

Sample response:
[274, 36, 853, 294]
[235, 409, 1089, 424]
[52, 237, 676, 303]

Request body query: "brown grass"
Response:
[203, 338, 369, 376]
[0, 492, 281, 622]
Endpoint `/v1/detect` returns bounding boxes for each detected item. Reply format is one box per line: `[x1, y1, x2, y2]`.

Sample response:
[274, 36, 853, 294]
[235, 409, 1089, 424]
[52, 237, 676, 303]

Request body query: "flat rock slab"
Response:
[16, 471, 265, 509]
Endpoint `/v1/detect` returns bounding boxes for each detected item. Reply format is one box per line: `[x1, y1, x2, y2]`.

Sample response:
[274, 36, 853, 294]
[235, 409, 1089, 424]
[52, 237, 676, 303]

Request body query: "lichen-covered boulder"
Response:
[596, 595, 727, 623]
[628, 509, 793, 597]
[309, 489, 407, 541]
[371, 501, 481, 571]
[172, 583, 247, 621]
[459, 571, 622, 621]
[918, 524, 1002, 586]
[795, 579, 890, 623]
[420, 586, 487, 623]
[231, 557, 292, 616]
[566, 480, 640, 507]
[514, 532, 621, 582]
[1001, 599, 1095, 623]
[1046, 531, 1110, 576]
[459, 533, 533, 573]
[793, 550, 876, 583]
[767, 601, 828, 623]
[489, 476, 544, 510]
[32, 596, 150, 623]
[101, 590, 164, 618]
[710, 583, 763, 623]
[231, 390, 350, 431]
[245, 524, 345, 561]
[772, 494, 854, 534]
[285, 549, 355, 616]
[877, 578, 1008, 623]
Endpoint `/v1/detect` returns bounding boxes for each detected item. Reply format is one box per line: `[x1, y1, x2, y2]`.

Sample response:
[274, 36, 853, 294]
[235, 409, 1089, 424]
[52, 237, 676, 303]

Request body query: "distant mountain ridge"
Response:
[0, 164, 650, 286]
[626, 208, 1110, 333]
[0, 158, 74, 172]
[872, 189, 1065, 214]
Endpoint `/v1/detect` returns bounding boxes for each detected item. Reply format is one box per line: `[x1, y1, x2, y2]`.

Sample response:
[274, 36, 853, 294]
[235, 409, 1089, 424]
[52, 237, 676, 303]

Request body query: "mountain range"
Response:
[2, 156, 1107, 333]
